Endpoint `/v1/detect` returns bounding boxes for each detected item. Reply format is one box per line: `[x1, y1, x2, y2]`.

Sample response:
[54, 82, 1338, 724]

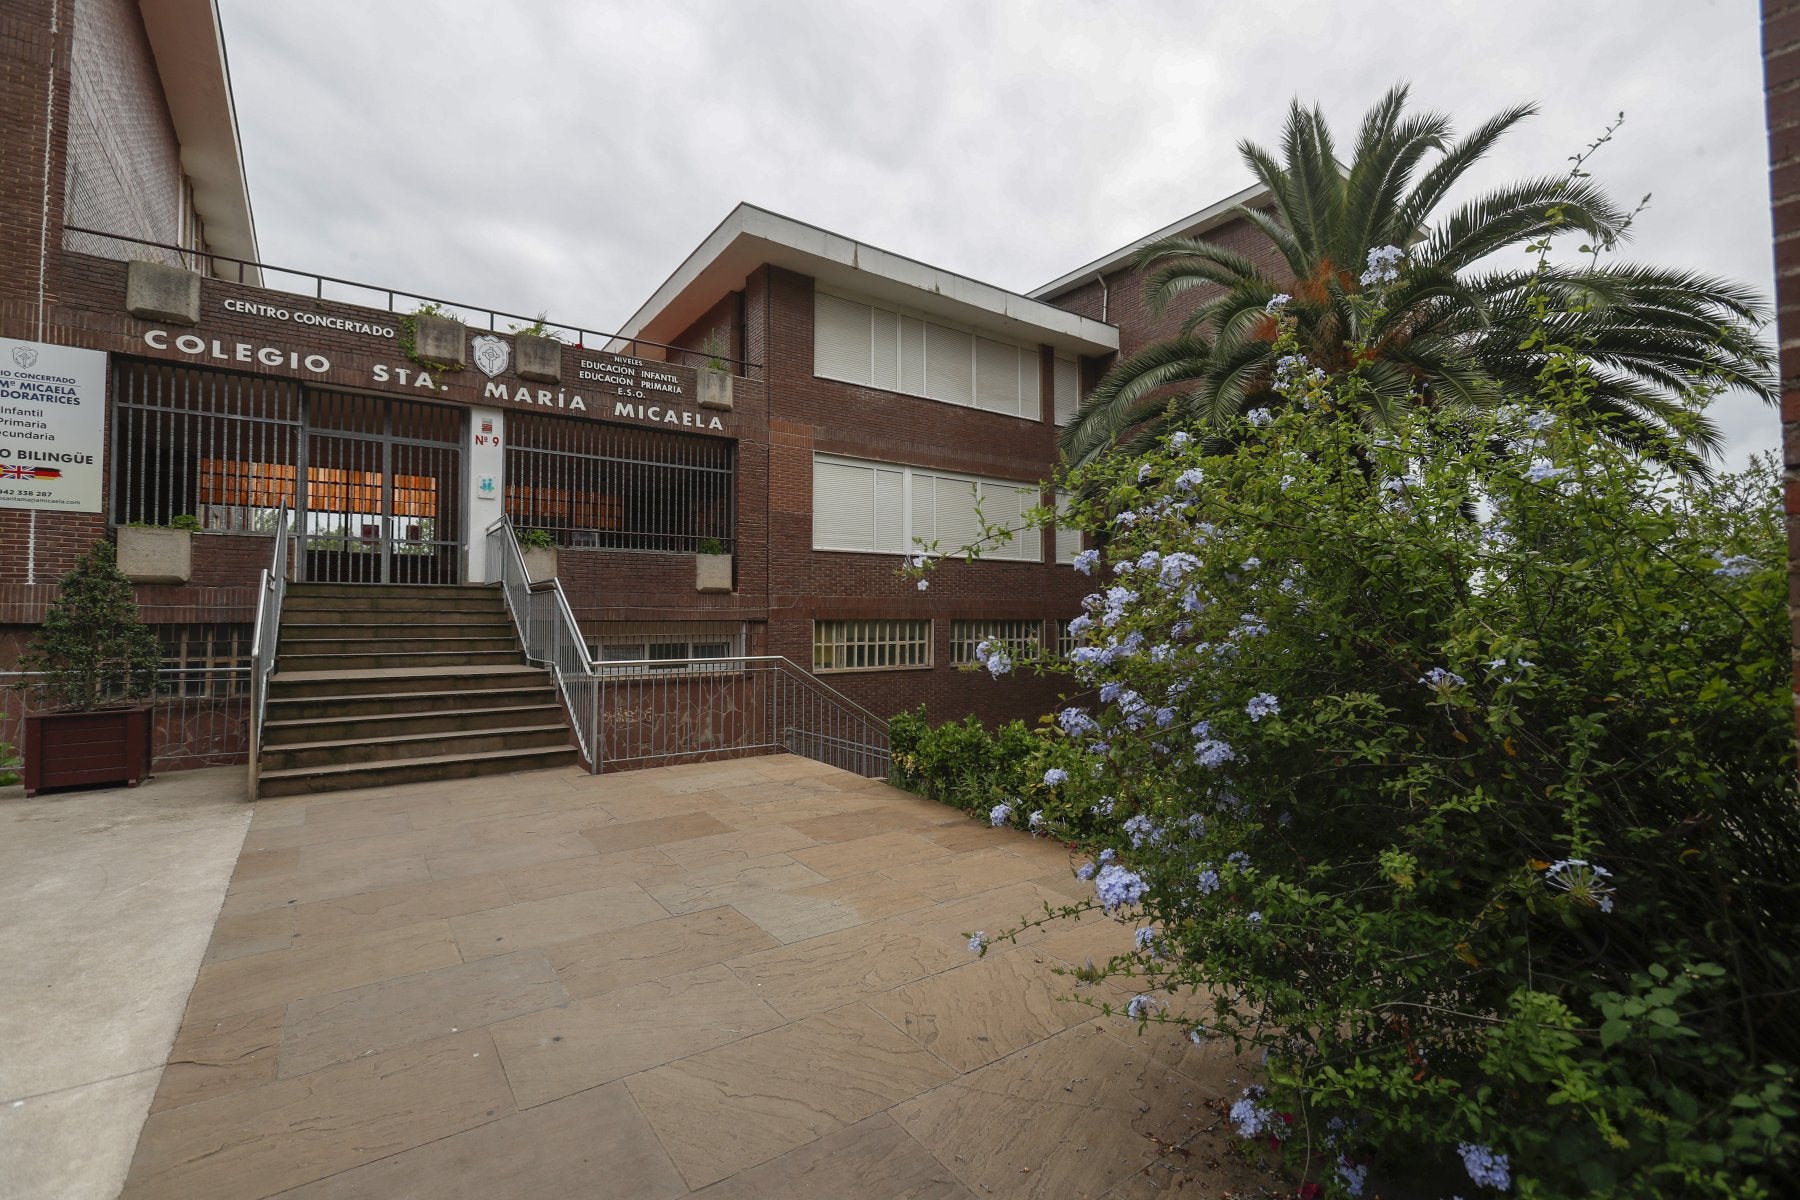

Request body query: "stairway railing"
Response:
[484, 515, 890, 777]
[248, 503, 291, 796]
[485, 517, 602, 766]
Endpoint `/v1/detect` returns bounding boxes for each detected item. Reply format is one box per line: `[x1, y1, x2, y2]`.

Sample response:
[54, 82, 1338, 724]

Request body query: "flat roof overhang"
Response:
[139, 0, 259, 277]
[614, 204, 1120, 359]
[1028, 182, 1271, 301]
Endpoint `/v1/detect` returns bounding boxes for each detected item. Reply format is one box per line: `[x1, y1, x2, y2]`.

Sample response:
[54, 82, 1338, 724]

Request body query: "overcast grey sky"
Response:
[216, 0, 1776, 469]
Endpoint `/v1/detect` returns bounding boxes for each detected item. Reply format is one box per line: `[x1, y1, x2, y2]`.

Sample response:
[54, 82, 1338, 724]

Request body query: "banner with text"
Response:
[0, 337, 107, 513]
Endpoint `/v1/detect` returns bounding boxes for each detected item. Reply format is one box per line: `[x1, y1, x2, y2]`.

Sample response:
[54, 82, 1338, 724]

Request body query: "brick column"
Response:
[1765, 1, 1800, 748]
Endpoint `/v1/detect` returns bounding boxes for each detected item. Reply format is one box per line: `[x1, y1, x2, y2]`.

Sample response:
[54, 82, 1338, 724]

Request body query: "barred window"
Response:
[1055, 618, 1080, 658]
[157, 623, 252, 696]
[507, 412, 734, 553]
[950, 619, 1043, 665]
[589, 621, 744, 674]
[813, 620, 931, 672]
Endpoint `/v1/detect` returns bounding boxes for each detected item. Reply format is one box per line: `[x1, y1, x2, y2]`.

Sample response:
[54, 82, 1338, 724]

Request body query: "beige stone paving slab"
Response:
[499, 844, 678, 902]
[789, 829, 956, 878]
[120, 1029, 513, 1200]
[182, 920, 462, 1023]
[727, 886, 866, 944]
[240, 808, 416, 852]
[727, 921, 968, 1019]
[150, 1006, 281, 1114]
[882, 845, 1052, 898]
[889, 1023, 1217, 1200]
[645, 852, 832, 918]
[548, 906, 780, 1000]
[249, 802, 306, 831]
[714, 798, 880, 830]
[658, 823, 819, 871]
[233, 846, 304, 881]
[490, 963, 783, 1108]
[880, 879, 1088, 955]
[267, 1081, 686, 1199]
[221, 856, 435, 919]
[424, 831, 594, 880]
[784, 803, 944, 844]
[1086, 1015, 1250, 1099]
[291, 822, 479, 873]
[461, 802, 618, 842]
[594, 787, 728, 822]
[790, 869, 936, 925]
[449, 882, 670, 959]
[690, 1112, 974, 1199]
[919, 821, 1009, 852]
[626, 1002, 957, 1189]
[865, 948, 1095, 1073]
[403, 790, 544, 829]
[205, 905, 298, 963]
[279, 950, 568, 1077]
[291, 872, 512, 941]
[580, 810, 734, 852]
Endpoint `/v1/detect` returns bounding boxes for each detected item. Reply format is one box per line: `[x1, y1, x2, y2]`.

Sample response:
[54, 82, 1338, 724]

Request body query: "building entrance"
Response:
[299, 393, 464, 584]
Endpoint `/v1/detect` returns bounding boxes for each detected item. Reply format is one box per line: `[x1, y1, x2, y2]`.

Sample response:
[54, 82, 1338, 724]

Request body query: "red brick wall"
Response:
[1766, 1, 1800, 747]
[747, 264, 1093, 727]
[61, 0, 185, 262]
[0, 0, 73, 311]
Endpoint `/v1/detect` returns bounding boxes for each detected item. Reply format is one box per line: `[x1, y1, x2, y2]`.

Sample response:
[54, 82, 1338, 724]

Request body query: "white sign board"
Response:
[0, 338, 107, 513]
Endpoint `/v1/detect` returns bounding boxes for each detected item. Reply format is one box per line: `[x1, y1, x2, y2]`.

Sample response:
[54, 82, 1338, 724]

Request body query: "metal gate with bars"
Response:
[112, 362, 465, 584]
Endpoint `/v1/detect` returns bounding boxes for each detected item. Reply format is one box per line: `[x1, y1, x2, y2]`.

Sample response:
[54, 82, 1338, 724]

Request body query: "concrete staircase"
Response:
[256, 583, 580, 797]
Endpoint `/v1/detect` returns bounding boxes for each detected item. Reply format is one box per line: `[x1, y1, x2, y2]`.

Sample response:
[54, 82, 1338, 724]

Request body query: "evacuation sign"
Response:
[0, 337, 107, 513]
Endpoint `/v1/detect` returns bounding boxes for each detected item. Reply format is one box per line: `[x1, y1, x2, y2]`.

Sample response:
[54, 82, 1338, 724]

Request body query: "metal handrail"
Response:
[63, 226, 758, 372]
[248, 504, 290, 793]
[486, 516, 601, 766]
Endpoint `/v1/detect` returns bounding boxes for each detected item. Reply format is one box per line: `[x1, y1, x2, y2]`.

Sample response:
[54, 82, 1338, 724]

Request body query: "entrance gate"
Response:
[299, 393, 464, 584]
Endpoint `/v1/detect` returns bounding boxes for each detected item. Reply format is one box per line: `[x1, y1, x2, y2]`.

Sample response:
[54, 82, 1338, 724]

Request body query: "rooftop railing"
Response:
[62, 226, 758, 374]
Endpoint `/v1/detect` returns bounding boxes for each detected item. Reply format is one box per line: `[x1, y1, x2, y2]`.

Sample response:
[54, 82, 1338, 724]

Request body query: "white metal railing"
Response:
[483, 516, 890, 776]
[249, 504, 291, 763]
[1, 667, 253, 774]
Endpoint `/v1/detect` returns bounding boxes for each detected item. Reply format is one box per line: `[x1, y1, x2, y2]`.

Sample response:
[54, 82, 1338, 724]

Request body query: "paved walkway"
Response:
[22, 755, 1278, 1198]
[0, 768, 252, 1200]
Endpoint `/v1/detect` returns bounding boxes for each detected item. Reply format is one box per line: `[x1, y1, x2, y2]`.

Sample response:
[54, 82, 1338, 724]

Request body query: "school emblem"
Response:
[470, 335, 510, 379]
[11, 345, 38, 369]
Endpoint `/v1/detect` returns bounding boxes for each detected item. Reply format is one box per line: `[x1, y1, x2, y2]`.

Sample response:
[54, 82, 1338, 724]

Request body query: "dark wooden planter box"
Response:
[23, 707, 152, 797]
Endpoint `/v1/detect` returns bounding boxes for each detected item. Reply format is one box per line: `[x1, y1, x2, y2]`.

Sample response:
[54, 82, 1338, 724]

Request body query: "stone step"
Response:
[265, 684, 557, 721]
[260, 724, 572, 772]
[279, 619, 515, 642]
[257, 746, 583, 798]
[268, 666, 552, 701]
[285, 583, 500, 600]
[276, 649, 527, 673]
[283, 594, 505, 616]
[279, 634, 520, 656]
[263, 702, 569, 746]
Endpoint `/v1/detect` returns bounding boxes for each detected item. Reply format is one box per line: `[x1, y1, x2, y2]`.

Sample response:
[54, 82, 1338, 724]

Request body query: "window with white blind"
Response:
[813, 454, 1041, 561]
[1053, 358, 1081, 426]
[815, 290, 1042, 419]
[1054, 492, 1083, 564]
[814, 620, 932, 672]
[949, 620, 1044, 664]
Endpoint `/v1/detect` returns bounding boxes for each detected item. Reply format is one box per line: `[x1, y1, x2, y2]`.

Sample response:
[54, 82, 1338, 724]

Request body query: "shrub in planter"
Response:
[20, 540, 160, 793]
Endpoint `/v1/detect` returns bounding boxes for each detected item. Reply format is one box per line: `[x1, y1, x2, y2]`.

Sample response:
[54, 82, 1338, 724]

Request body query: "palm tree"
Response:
[1058, 86, 1773, 472]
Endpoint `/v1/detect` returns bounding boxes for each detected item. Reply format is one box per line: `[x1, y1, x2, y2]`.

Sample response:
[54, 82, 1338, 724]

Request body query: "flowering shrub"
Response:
[948, 285, 1799, 1195]
[887, 706, 1101, 836]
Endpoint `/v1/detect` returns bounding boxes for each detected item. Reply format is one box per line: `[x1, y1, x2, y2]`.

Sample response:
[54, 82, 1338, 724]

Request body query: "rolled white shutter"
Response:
[1020, 349, 1042, 419]
[934, 474, 983, 552]
[899, 315, 926, 395]
[815, 293, 872, 384]
[910, 469, 935, 550]
[874, 467, 906, 553]
[925, 323, 974, 407]
[975, 337, 1020, 416]
[813, 457, 875, 550]
[871, 308, 899, 392]
[1054, 358, 1080, 426]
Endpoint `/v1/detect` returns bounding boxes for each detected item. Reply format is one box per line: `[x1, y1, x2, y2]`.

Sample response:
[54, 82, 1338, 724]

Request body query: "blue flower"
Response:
[1072, 548, 1100, 575]
[1714, 553, 1757, 578]
[1359, 244, 1404, 287]
[1184, 813, 1206, 838]
[1125, 993, 1162, 1019]
[1264, 292, 1291, 313]
[967, 931, 988, 955]
[1134, 926, 1157, 951]
[1457, 1142, 1510, 1190]
[1123, 813, 1160, 848]
[1169, 430, 1192, 448]
[1418, 667, 1466, 691]
[1058, 707, 1099, 738]
[1098, 847, 1117, 864]
[1543, 858, 1616, 913]
[1246, 407, 1273, 428]
[1246, 911, 1263, 924]
[1042, 768, 1069, 787]
[1526, 459, 1569, 483]
[1336, 1157, 1367, 1198]
[915, 578, 929, 590]
[988, 803, 1013, 827]
[1228, 1086, 1275, 1139]
[1094, 864, 1150, 911]
[1067, 613, 1092, 638]
[1196, 867, 1221, 894]
[1187, 1025, 1208, 1046]
[1075, 861, 1096, 880]
[1227, 850, 1252, 871]
[1175, 467, 1205, 492]
[1090, 796, 1116, 817]
[1028, 810, 1046, 832]
[1245, 692, 1280, 721]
